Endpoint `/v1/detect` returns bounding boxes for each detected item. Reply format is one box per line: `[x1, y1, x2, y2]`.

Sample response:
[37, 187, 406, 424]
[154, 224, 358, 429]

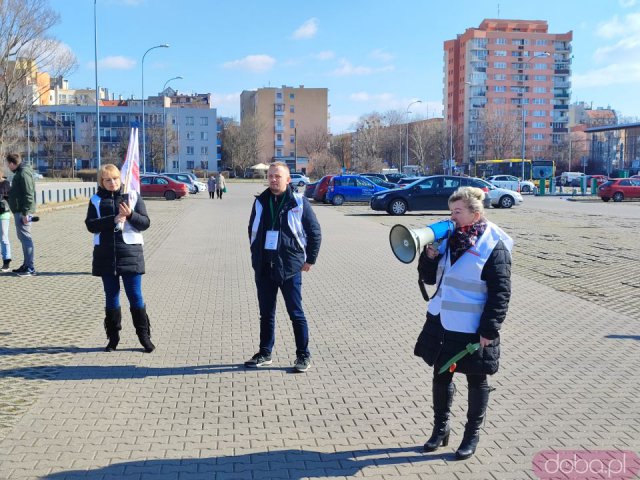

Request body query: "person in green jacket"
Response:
[6, 153, 36, 276]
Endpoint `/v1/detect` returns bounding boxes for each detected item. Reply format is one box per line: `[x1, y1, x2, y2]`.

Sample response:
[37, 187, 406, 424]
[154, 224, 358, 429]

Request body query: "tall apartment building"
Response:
[444, 19, 573, 167]
[240, 85, 328, 168]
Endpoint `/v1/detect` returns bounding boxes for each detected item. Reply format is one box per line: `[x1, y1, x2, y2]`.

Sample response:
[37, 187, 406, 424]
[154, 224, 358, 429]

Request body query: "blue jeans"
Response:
[14, 213, 34, 269]
[1, 218, 11, 261]
[101, 274, 144, 310]
[255, 271, 309, 357]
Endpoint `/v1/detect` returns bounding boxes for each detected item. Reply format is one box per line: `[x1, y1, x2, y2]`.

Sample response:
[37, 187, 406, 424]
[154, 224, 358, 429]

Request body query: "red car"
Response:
[313, 175, 334, 203]
[140, 175, 189, 200]
[585, 174, 607, 187]
[598, 178, 640, 202]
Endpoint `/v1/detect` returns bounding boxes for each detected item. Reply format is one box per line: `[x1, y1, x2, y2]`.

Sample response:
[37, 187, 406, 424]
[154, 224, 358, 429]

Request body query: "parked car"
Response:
[584, 175, 608, 188]
[140, 175, 189, 200]
[598, 178, 640, 202]
[362, 175, 397, 189]
[326, 175, 389, 205]
[290, 173, 311, 186]
[474, 178, 524, 208]
[370, 175, 490, 215]
[161, 172, 199, 194]
[396, 176, 424, 187]
[485, 174, 535, 194]
[183, 172, 208, 192]
[313, 175, 335, 203]
[361, 173, 389, 181]
[385, 172, 408, 184]
[304, 181, 318, 199]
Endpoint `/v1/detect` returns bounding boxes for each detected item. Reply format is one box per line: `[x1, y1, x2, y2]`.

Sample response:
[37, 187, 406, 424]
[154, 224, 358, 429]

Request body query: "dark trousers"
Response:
[101, 274, 144, 310]
[434, 370, 488, 388]
[255, 271, 309, 357]
[216, 188, 223, 199]
[209, 191, 214, 199]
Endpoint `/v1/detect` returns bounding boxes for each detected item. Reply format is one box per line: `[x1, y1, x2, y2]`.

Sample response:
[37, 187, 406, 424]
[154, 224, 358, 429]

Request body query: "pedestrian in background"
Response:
[245, 161, 321, 372]
[5, 153, 36, 276]
[415, 186, 512, 460]
[0, 174, 12, 272]
[207, 175, 216, 199]
[216, 172, 226, 199]
[85, 163, 155, 353]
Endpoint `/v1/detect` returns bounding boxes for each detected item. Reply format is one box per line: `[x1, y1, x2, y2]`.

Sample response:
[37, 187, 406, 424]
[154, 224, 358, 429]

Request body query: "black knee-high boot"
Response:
[104, 307, 122, 352]
[455, 383, 490, 460]
[130, 306, 155, 353]
[423, 382, 455, 452]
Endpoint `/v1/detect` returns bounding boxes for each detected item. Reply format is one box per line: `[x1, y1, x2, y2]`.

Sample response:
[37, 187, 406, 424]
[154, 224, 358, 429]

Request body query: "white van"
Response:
[560, 172, 585, 186]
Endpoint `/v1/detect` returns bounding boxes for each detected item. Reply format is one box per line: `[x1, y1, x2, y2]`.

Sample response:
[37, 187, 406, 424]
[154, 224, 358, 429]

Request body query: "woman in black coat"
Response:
[415, 186, 512, 460]
[85, 164, 155, 353]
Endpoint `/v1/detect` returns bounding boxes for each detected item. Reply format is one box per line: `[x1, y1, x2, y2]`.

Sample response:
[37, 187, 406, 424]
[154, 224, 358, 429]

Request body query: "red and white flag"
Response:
[120, 127, 140, 194]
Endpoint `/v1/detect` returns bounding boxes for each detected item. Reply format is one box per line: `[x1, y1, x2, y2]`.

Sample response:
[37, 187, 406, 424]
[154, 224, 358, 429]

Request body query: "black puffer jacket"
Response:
[414, 239, 511, 375]
[85, 187, 150, 277]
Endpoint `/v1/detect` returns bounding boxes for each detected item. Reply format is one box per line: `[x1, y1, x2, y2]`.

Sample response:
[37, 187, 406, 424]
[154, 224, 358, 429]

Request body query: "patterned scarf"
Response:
[449, 219, 487, 264]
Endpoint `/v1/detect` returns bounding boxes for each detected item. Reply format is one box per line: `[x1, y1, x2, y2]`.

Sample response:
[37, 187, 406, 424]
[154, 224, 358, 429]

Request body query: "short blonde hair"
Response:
[269, 161, 290, 173]
[98, 164, 120, 189]
[448, 186, 485, 216]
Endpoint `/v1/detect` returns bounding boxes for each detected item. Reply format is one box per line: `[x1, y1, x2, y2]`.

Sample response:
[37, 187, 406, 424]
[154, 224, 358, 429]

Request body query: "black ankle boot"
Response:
[455, 383, 490, 460]
[424, 382, 455, 452]
[130, 306, 155, 353]
[104, 307, 122, 352]
[1, 259, 10, 272]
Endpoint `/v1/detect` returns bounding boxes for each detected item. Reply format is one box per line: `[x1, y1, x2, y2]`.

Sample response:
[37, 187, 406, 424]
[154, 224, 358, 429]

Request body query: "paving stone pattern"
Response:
[0, 185, 638, 480]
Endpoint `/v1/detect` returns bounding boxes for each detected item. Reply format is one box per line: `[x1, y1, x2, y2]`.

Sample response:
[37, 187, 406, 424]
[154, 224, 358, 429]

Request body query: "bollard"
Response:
[591, 178, 598, 195]
[549, 176, 556, 194]
[580, 176, 587, 195]
[539, 178, 546, 195]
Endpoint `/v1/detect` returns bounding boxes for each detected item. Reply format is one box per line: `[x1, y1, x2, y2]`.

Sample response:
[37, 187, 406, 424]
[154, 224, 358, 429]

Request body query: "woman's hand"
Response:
[425, 244, 439, 259]
[119, 201, 132, 219]
[479, 336, 492, 347]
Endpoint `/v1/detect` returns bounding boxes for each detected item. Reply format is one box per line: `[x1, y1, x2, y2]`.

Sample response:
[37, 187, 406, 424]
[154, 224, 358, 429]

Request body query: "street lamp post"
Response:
[162, 76, 183, 172]
[521, 52, 550, 181]
[405, 100, 422, 169]
[141, 44, 169, 174]
[94, 0, 100, 169]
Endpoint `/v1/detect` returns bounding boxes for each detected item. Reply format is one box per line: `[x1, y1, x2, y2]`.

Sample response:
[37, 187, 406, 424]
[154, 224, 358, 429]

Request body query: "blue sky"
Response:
[50, 0, 640, 133]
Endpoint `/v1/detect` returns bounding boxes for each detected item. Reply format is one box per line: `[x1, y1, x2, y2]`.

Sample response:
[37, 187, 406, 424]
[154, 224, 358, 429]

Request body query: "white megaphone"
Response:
[389, 220, 455, 264]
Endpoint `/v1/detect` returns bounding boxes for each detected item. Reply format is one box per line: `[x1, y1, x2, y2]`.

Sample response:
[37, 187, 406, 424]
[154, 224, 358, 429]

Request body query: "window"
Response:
[200, 117, 208, 126]
[494, 50, 507, 56]
[494, 62, 507, 69]
[172, 161, 179, 169]
[534, 63, 547, 70]
[494, 98, 506, 104]
[534, 75, 547, 81]
[186, 161, 194, 169]
[276, 149, 283, 157]
[201, 161, 208, 169]
[276, 119, 282, 127]
[276, 92, 282, 99]
[494, 74, 506, 80]
[201, 146, 208, 155]
[495, 38, 506, 45]
[186, 131, 195, 140]
[533, 122, 546, 128]
[533, 98, 546, 105]
[276, 133, 282, 141]
[200, 131, 208, 140]
[494, 85, 506, 92]
[534, 87, 547, 93]
[532, 133, 544, 140]
[290, 135, 295, 144]
[535, 39, 547, 46]
[141, 176, 152, 185]
[289, 105, 295, 113]
[186, 116, 194, 126]
[289, 93, 295, 100]
[289, 119, 295, 128]
[533, 110, 546, 117]
[155, 177, 169, 185]
[80, 115, 90, 123]
[186, 146, 194, 155]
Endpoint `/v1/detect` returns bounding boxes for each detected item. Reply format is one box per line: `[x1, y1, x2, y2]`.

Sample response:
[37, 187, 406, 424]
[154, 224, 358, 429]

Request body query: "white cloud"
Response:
[573, 63, 640, 88]
[596, 13, 640, 39]
[98, 55, 135, 70]
[222, 55, 276, 73]
[368, 49, 394, 62]
[620, 0, 637, 7]
[330, 59, 394, 76]
[314, 50, 335, 60]
[292, 18, 318, 40]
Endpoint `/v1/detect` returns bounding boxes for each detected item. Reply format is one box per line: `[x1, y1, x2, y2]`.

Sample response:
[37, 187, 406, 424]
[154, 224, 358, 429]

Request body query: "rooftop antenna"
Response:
[497, 3, 500, 18]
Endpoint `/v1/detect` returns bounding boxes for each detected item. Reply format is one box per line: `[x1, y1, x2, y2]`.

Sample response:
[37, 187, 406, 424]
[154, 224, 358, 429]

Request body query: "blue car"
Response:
[326, 175, 389, 205]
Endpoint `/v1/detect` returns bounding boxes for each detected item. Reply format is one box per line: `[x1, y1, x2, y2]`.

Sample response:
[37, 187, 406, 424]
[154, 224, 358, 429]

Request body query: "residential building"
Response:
[48, 76, 109, 106]
[444, 19, 572, 169]
[569, 101, 617, 128]
[240, 85, 328, 170]
[31, 90, 218, 173]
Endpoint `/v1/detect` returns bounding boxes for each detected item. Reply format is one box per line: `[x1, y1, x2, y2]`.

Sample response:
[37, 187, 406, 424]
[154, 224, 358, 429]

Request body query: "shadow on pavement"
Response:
[605, 334, 640, 341]
[0, 346, 104, 356]
[42, 446, 449, 479]
[0, 363, 297, 380]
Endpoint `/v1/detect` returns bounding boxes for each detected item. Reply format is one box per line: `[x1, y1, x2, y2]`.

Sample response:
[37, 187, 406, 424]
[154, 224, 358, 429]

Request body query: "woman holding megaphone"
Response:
[414, 186, 513, 460]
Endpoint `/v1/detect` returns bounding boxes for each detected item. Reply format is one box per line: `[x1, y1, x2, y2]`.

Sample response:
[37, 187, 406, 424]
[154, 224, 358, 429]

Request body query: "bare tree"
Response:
[0, 0, 77, 151]
[308, 151, 340, 178]
[478, 106, 521, 160]
[410, 119, 446, 175]
[222, 116, 264, 175]
[298, 129, 329, 158]
[379, 109, 405, 168]
[352, 112, 385, 172]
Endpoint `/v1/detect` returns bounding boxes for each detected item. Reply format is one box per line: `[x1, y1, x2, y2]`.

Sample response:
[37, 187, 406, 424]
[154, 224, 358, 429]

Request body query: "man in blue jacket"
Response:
[246, 161, 321, 372]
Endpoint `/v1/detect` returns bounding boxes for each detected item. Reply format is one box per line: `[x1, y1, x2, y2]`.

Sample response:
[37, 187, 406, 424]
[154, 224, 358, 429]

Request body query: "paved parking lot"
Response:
[0, 183, 638, 479]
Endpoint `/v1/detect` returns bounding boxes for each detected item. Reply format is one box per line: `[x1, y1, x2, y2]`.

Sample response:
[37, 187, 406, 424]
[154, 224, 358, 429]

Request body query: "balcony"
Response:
[554, 69, 570, 75]
[275, 125, 284, 133]
[553, 104, 569, 110]
[275, 140, 284, 147]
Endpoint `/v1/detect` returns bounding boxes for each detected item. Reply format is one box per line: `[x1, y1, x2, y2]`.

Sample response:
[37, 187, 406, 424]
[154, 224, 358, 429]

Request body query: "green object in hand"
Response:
[438, 342, 481, 374]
